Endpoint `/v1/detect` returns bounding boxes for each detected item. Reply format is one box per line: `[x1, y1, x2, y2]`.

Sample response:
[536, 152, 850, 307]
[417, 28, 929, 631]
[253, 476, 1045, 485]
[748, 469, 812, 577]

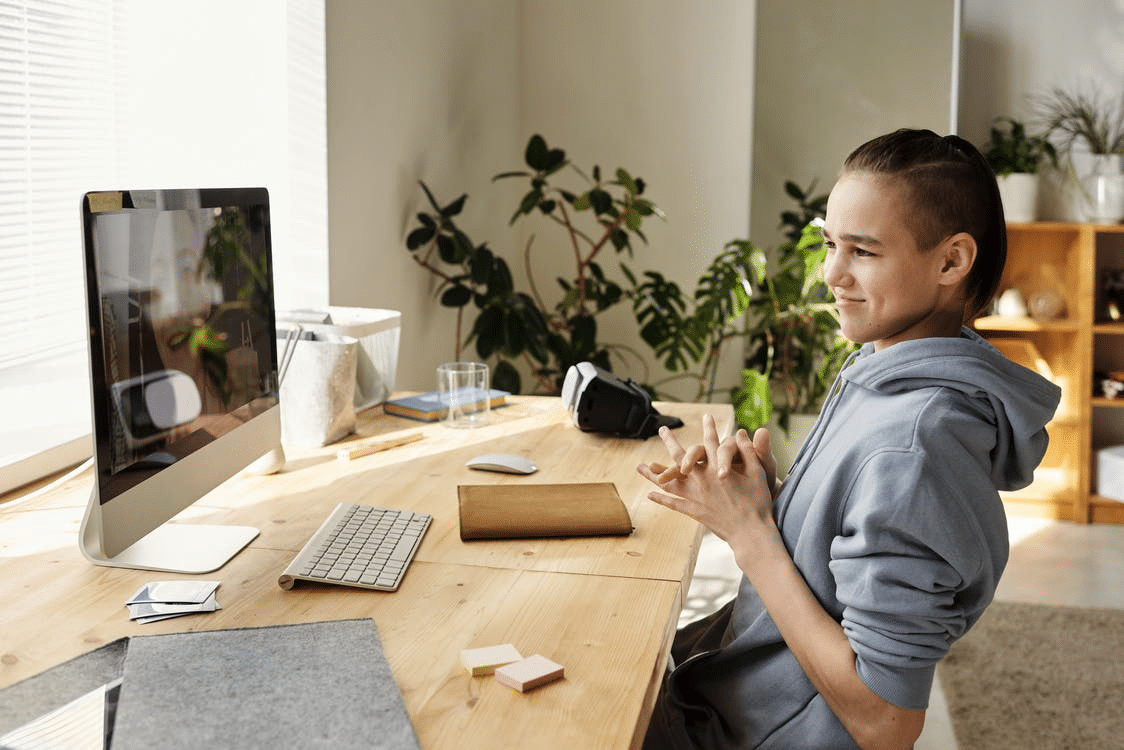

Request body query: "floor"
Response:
[682, 515, 1124, 748]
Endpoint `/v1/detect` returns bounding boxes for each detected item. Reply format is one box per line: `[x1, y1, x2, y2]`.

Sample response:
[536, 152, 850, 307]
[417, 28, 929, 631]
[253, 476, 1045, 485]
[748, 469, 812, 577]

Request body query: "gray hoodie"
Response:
[649, 328, 1061, 750]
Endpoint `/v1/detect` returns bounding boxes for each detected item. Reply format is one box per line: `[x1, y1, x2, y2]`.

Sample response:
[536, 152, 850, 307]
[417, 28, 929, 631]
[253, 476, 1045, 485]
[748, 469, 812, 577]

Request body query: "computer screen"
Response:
[79, 187, 281, 573]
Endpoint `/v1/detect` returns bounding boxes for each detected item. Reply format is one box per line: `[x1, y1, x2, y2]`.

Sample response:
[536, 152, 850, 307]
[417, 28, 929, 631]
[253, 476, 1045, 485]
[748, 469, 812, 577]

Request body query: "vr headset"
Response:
[561, 362, 683, 439]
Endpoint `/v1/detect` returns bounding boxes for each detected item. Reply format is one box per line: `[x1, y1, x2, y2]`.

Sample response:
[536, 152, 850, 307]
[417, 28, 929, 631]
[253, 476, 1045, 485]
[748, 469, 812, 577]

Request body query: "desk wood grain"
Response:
[0, 396, 732, 749]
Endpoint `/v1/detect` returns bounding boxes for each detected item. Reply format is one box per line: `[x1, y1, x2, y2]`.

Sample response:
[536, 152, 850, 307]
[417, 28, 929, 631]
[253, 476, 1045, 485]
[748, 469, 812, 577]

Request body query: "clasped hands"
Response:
[636, 413, 778, 547]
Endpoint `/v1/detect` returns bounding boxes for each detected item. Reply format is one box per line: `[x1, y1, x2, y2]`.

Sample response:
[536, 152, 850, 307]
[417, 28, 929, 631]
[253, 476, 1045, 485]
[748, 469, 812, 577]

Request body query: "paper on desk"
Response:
[128, 593, 222, 624]
[126, 580, 220, 605]
[0, 678, 121, 750]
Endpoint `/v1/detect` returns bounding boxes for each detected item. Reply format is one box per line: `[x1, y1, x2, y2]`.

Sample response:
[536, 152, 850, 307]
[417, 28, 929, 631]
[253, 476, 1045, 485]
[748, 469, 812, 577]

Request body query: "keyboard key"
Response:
[278, 503, 431, 592]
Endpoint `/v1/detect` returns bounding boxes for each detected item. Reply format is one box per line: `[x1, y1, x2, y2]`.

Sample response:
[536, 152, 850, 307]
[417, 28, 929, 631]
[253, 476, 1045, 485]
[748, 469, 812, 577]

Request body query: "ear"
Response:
[936, 232, 977, 287]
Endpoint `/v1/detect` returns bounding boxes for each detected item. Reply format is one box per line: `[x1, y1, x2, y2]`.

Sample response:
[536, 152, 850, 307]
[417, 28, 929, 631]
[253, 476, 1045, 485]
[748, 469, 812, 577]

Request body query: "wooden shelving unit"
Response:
[974, 222, 1124, 523]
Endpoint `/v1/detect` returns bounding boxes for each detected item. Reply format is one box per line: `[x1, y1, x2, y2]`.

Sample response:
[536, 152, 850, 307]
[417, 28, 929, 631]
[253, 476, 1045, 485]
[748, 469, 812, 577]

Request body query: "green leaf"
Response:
[589, 189, 612, 215]
[616, 168, 639, 196]
[436, 233, 460, 264]
[492, 359, 521, 394]
[489, 256, 515, 293]
[473, 306, 503, 357]
[441, 194, 466, 218]
[570, 314, 596, 355]
[470, 245, 494, 285]
[624, 207, 642, 231]
[510, 189, 542, 224]
[503, 309, 526, 355]
[733, 368, 773, 431]
[572, 193, 591, 211]
[440, 283, 471, 307]
[525, 134, 549, 170]
[405, 225, 434, 250]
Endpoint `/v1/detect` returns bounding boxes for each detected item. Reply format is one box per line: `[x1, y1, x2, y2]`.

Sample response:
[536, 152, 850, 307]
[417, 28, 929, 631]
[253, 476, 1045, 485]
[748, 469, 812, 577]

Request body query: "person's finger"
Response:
[678, 443, 707, 475]
[715, 429, 748, 478]
[752, 427, 772, 462]
[658, 425, 687, 465]
[701, 413, 721, 457]
[638, 461, 687, 487]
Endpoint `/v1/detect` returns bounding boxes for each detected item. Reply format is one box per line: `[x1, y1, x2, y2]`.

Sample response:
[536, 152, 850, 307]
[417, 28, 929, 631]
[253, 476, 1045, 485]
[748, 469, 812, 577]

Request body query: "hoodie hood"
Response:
[839, 327, 1061, 490]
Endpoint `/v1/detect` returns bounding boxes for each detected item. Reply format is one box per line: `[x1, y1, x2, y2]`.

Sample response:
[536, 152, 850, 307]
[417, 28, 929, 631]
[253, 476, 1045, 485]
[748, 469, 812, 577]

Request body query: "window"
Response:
[0, 0, 327, 494]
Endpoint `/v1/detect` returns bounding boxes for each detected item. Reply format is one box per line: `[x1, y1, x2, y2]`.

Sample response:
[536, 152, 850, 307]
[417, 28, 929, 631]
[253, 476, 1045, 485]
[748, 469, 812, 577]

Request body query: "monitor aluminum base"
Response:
[80, 496, 259, 574]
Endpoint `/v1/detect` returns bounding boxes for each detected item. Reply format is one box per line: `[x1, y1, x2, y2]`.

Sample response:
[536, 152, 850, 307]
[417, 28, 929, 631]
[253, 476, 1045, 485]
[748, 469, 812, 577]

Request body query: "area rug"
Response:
[937, 600, 1124, 750]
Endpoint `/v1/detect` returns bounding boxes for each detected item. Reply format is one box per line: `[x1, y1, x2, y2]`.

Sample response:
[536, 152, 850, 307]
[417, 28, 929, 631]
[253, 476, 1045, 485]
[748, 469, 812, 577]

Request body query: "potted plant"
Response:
[405, 142, 853, 451]
[404, 134, 664, 394]
[981, 116, 1057, 223]
[1036, 86, 1124, 223]
[634, 181, 856, 440]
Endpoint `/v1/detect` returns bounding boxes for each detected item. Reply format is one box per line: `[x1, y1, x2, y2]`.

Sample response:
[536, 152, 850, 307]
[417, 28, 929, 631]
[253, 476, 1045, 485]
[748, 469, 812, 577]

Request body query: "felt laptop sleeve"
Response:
[457, 482, 634, 541]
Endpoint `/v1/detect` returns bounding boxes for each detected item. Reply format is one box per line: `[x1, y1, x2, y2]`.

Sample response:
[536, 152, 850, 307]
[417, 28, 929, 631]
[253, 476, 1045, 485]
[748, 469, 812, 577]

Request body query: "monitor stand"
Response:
[80, 497, 259, 574]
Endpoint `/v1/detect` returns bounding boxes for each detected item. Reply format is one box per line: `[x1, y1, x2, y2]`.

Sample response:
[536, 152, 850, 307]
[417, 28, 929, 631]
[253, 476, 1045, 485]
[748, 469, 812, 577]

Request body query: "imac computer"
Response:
[79, 187, 281, 573]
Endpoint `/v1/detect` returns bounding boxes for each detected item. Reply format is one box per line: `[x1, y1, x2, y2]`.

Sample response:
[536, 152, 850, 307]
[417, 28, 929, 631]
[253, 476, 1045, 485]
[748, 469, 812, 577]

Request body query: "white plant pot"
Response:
[1084, 154, 1124, 224]
[996, 172, 1039, 223]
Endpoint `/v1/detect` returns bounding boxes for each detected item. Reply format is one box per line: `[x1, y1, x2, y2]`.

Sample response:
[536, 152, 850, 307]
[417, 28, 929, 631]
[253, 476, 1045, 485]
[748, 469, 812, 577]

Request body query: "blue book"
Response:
[382, 387, 509, 422]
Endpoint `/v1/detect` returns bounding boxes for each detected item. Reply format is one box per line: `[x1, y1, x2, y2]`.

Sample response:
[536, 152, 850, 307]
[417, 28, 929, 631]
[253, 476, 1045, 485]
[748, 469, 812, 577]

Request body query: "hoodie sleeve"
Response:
[826, 393, 1010, 711]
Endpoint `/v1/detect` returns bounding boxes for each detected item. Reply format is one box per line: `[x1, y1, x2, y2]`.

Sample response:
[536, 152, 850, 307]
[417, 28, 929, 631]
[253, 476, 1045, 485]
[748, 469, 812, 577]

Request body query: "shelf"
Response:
[1093, 397, 1124, 409]
[974, 315, 1079, 333]
[983, 222, 1124, 524]
[1091, 496, 1124, 524]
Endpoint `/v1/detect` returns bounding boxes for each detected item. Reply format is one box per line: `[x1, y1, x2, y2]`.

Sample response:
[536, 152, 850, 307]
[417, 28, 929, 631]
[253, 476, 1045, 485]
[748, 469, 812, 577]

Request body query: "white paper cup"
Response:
[436, 361, 490, 428]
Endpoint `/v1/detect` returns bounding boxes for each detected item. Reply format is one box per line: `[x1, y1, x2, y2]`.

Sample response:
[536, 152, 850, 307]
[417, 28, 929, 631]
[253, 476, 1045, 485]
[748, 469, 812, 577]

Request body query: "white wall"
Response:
[326, 0, 523, 392]
[959, 0, 1124, 220]
[751, 0, 959, 245]
[326, 0, 754, 396]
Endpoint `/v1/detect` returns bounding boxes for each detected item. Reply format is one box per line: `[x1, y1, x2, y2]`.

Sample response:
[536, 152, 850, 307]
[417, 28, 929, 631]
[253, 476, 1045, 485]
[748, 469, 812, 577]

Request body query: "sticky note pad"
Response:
[461, 643, 523, 676]
[494, 654, 565, 692]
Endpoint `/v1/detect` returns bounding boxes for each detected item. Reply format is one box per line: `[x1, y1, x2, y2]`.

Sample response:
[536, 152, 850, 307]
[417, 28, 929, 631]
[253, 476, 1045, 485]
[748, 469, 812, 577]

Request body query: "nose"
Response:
[823, 246, 848, 290]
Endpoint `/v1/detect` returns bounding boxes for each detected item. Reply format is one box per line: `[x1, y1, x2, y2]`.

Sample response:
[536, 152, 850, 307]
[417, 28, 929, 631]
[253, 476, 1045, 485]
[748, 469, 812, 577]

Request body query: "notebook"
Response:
[457, 482, 634, 541]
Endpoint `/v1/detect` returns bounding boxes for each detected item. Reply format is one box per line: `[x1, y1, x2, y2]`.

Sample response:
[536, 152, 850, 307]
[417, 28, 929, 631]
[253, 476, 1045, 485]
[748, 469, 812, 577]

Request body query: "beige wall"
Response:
[750, 0, 959, 246]
[326, 0, 754, 396]
[326, 0, 523, 392]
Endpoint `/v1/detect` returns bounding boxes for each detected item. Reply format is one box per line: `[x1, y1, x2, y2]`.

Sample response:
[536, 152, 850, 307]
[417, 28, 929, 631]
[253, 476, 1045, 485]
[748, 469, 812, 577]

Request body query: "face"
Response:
[822, 172, 963, 350]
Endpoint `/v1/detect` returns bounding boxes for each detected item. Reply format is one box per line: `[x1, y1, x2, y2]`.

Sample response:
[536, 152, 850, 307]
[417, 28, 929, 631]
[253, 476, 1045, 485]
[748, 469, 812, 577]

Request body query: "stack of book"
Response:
[383, 387, 509, 422]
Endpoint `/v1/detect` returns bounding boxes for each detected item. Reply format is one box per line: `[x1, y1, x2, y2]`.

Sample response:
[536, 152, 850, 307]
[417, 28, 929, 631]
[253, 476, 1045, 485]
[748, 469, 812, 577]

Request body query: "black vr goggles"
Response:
[560, 362, 683, 439]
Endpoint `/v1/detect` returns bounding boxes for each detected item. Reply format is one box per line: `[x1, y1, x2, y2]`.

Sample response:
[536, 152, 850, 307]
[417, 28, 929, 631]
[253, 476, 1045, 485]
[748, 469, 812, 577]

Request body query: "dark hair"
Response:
[842, 128, 1006, 321]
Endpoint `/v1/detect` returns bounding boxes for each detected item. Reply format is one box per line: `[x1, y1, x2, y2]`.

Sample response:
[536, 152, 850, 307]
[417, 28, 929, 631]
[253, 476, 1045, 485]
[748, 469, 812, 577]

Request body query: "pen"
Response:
[336, 432, 424, 461]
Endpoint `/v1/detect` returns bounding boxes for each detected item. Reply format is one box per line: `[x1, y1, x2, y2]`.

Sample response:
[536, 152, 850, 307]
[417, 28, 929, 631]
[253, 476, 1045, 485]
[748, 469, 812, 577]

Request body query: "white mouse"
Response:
[465, 453, 538, 475]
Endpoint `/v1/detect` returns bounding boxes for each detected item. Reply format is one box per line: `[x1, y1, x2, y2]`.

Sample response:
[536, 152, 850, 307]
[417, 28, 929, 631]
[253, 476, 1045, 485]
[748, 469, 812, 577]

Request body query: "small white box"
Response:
[279, 306, 401, 409]
[1097, 445, 1124, 502]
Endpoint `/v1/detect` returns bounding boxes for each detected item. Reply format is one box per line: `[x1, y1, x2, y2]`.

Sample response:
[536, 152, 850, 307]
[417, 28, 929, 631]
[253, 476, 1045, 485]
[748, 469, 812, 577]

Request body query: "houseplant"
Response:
[405, 142, 853, 438]
[634, 180, 856, 436]
[1036, 86, 1124, 223]
[405, 134, 664, 394]
[981, 116, 1057, 222]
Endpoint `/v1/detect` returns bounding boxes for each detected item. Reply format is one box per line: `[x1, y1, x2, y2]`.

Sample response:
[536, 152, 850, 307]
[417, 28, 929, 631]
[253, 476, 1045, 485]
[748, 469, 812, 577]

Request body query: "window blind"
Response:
[0, 0, 326, 491]
[0, 0, 118, 370]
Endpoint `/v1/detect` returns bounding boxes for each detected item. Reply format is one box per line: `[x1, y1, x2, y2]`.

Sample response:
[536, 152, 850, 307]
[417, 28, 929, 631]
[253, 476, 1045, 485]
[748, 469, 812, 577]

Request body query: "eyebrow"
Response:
[822, 228, 883, 246]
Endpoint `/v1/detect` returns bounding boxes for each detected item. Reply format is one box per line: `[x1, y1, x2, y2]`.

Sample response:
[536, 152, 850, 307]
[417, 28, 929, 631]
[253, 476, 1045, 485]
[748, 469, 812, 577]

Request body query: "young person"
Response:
[637, 129, 1062, 750]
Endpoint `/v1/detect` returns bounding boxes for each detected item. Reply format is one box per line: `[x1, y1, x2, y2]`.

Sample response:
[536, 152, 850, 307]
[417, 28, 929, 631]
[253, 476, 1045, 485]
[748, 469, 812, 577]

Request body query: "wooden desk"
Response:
[0, 396, 732, 749]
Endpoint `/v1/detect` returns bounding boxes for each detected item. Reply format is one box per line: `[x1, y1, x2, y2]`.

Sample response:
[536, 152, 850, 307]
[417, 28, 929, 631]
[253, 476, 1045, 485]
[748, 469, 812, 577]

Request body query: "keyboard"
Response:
[278, 503, 432, 591]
